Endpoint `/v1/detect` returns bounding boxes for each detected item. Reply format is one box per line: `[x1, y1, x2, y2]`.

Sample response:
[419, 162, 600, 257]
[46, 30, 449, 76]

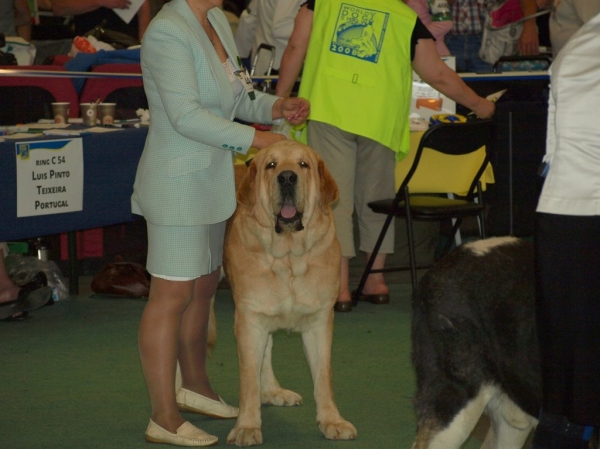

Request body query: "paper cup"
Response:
[80, 103, 98, 126]
[51, 102, 70, 124]
[98, 103, 116, 125]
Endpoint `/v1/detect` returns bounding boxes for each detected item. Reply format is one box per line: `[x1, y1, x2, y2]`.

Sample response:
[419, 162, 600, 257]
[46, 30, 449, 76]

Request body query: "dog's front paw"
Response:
[319, 419, 357, 440]
[261, 388, 303, 406]
[227, 426, 263, 446]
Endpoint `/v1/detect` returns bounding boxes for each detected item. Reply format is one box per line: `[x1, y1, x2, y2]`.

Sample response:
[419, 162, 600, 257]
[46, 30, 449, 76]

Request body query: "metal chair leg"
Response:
[477, 184, 487, 238]
[404, 197, 418, 290]
[353, 212, 395, 304]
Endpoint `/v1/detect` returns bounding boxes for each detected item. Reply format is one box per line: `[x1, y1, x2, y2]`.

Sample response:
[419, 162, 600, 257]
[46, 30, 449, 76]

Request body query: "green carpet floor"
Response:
[1, 281, 483, 449]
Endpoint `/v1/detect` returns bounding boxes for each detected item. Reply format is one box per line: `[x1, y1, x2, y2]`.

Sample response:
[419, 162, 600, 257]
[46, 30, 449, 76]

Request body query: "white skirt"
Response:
[145, 221, 226, 280]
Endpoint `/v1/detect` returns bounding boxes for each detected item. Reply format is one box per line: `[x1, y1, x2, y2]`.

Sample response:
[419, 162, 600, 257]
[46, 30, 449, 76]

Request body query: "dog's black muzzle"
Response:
[275, 170, 304, 233]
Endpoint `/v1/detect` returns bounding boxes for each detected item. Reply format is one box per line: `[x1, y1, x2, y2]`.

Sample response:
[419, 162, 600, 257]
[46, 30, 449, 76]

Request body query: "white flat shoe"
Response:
[145, 420, 218, 447]
[176, 388, 239, 419]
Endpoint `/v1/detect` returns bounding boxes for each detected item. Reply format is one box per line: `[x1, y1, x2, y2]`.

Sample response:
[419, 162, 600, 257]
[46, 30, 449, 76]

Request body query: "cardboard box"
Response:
[411, 56, 456, 121]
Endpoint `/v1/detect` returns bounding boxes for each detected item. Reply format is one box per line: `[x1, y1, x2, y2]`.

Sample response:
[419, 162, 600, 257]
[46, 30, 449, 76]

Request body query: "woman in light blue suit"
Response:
[131, 0, 310, 445]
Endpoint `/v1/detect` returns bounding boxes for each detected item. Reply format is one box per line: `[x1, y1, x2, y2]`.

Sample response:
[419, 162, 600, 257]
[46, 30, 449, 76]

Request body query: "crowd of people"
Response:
[2, 0, 600, 447]
[2, 1, 582, 69]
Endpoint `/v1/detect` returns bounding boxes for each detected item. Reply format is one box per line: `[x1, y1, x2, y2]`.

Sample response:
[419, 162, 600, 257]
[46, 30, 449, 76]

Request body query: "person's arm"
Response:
[404, 0, 432, 26]
[271, 0, 303, 44]
[271, 97, 310, 123]
[52, 0, 132, 16]
[137, 0, 151, 40]
[519, 0, 540, 55]
[275, 4, 313, 98]
[14, 0, 32, 41]
[234, 0, 257, 57]
[249, 93, 311, 149]
[412, 38, 495, 118]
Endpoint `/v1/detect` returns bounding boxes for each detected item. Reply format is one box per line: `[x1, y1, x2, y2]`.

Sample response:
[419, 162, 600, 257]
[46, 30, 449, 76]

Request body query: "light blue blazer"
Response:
[131, 0, 279, 226]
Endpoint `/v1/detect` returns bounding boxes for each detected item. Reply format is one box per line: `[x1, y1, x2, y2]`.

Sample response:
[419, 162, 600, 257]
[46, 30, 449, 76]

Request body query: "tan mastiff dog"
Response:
[224, 141, 357, 446]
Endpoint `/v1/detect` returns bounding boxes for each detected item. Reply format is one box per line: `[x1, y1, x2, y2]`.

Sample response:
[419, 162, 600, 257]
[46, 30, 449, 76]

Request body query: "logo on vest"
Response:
[331, 3, 389, 63]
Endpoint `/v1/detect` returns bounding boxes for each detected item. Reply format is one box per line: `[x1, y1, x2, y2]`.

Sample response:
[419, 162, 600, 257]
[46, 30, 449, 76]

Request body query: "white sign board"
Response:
[411, 56, 457, 120]
[113, 0, 145, 25]
[15, 139, 84, 217]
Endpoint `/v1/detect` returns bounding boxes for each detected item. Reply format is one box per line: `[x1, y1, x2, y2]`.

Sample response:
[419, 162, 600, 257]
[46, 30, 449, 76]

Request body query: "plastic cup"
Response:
[98, 103, 116, 125]
[80, 103, 98, 126]
[51, 102, 70, 124]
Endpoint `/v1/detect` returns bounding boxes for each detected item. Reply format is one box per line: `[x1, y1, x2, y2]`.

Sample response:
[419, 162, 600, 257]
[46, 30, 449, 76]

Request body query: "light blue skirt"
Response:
[146, 221, 226, 279]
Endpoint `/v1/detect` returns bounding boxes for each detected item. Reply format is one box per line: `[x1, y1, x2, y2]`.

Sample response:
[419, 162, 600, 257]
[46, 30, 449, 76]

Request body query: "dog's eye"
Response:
[299, 161, 309, 168]
[266, 161, 276, 169]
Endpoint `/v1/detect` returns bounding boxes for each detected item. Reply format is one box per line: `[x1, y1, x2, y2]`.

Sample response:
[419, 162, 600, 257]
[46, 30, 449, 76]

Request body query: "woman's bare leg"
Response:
[362, 252, 389, 295]
[138, 276, 194, 433]
[338, 253, 389, 303]
[0, 256, 20, 304]
[338, 256, 352, 303]
[178, 268, 221, 401]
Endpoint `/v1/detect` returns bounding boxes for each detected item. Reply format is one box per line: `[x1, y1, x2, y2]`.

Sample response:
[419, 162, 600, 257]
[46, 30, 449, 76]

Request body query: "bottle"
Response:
[36, 237, 49, 261]
[428, 0, 451, 22]
[34, 238, 60, 302]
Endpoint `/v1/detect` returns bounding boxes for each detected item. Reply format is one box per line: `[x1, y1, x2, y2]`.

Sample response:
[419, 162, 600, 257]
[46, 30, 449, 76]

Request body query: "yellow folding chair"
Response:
[354, 119, 495, 295]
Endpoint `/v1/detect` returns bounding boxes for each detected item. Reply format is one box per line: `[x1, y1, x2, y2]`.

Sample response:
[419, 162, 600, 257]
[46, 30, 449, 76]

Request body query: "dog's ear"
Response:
[318, 158, 339, 210]
[236, 161, 257, 211]
[233, 163, 248, 192]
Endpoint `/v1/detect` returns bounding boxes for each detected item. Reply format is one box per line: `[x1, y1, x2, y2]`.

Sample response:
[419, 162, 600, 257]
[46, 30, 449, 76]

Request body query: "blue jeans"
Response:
[445, 33, 494, 73]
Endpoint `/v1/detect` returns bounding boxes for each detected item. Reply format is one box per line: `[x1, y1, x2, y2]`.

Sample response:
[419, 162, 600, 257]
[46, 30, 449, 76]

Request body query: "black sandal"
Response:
[0, 271, 52, 321]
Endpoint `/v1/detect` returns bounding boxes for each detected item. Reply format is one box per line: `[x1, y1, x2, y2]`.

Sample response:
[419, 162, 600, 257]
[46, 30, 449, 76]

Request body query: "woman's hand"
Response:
[472, 98, 496, 119]
[251, 130, 287, 150]
[273, 97, 310, 125]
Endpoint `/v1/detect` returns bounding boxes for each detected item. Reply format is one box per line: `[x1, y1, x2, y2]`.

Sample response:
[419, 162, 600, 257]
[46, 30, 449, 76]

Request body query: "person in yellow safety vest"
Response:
[276, 0, 495, 312]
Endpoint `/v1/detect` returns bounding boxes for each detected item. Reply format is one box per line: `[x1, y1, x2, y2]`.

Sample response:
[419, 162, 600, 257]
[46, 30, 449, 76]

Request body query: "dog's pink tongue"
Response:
[281, 205, 297, 218]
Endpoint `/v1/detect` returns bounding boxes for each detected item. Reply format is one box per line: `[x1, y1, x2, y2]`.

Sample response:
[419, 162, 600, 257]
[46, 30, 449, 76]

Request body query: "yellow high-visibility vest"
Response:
[299, 0, 417, 160]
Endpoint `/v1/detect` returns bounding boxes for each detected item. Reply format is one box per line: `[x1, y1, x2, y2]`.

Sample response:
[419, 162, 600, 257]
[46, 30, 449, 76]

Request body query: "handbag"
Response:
[84, 21, 140, 50]
[0, 49, 17, 65]
[91, 256, 150, 297]
[0, 33, 16, 65]
[479, 0, 524, 65]
[479, 3, 554, 65]
[0, 34, 36, 65]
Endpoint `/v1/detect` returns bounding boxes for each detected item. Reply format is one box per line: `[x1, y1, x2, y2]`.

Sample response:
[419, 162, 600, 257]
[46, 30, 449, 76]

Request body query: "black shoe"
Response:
[0, 285, 52, 321]
[17, 284, 52, 312]
[333, 301, 352, 312]
[21, 272, 54, 306]
[350, 290, 390, 306]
